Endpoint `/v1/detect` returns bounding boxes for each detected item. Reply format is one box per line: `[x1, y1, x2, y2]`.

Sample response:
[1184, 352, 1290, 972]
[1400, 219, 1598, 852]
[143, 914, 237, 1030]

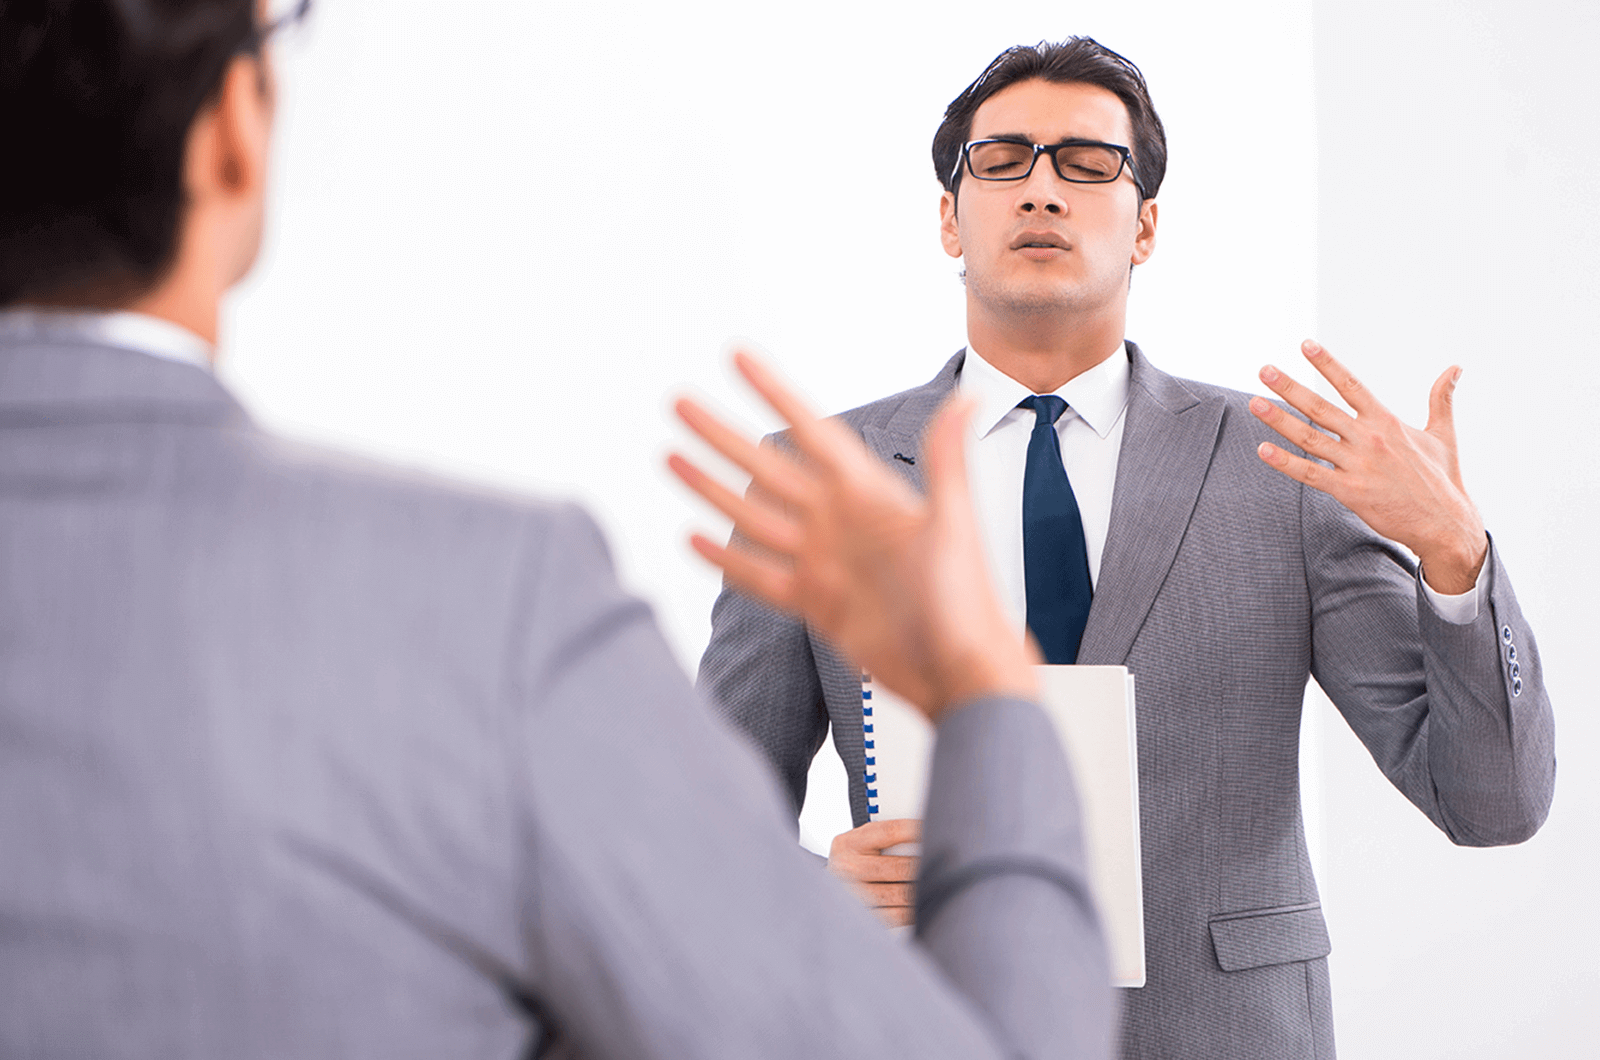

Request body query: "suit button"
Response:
[1510, 662, 1521, 680]
[1506, 645, 1518, 663]
[1512, 678, 1524, 698]
[1502, 625, 1514, 644]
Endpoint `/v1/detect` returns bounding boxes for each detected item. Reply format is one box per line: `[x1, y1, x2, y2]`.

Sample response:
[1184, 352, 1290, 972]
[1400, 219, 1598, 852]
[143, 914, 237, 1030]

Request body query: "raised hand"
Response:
[1249, 339, 1489, 594]
[669, 351, 1037, 721]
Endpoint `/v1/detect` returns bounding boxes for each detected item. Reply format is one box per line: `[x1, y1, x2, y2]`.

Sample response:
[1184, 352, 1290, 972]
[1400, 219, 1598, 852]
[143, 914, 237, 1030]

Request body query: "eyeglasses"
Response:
[243, 0, 314, 53]
[955, 138, 1146, 198]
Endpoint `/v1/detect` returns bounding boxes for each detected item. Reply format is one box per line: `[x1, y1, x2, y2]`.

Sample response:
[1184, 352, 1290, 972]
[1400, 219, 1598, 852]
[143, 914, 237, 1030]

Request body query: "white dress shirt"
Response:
[956, 343, 1481, 633]
[0, 307, 213, 370]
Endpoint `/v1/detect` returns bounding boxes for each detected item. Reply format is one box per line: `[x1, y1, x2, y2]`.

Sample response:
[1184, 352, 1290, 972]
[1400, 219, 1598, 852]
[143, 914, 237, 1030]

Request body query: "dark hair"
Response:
[932, 37, 1167, 202]
[0, 0, 256, 306]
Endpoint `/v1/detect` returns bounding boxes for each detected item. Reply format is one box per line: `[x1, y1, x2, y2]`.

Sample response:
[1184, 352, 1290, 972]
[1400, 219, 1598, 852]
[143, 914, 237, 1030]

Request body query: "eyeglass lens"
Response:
[967, 141, 1125, 183]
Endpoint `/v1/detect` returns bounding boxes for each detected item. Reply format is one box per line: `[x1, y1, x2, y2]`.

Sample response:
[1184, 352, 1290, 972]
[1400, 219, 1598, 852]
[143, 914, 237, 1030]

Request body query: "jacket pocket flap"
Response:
[1209, 904, 1331, 972]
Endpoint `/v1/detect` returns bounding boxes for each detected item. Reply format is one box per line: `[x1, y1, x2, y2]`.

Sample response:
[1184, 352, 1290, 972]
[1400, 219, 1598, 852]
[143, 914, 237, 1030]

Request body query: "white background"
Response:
[220, 1, 1595, 1055]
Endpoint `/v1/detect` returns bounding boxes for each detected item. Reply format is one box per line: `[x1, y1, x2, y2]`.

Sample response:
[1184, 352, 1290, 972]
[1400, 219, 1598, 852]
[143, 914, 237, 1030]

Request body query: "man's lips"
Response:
[1010, 231, 1071, 252]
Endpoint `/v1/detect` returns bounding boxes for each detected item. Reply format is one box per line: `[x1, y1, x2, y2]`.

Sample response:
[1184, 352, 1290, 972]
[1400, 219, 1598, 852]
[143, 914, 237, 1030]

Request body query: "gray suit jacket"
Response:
[0, 334, 1114, 1059]
[700, 344, 1556, 1060]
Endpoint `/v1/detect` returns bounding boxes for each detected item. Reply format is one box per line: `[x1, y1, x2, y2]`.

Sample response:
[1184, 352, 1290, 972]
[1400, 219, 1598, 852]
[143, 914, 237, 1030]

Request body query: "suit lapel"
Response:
[1077, 343, 1225, 666]
[858, 351, 962, 495]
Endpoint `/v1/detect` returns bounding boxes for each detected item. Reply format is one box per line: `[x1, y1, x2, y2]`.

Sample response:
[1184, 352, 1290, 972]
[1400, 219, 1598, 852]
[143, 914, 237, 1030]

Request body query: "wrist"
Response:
[1418, 529, 1489, 595]
[930, 644, 1040, 722]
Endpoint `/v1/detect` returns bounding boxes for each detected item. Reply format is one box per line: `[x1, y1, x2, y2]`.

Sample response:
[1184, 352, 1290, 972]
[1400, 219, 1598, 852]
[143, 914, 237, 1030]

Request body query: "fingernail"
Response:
[1453, 367, 1464, 385]
[1258, 442, 1277, 460]
[1260, 365, 1280, 383]
[1250, 396, 1271, 415]
[1303, 340, 1321, 356]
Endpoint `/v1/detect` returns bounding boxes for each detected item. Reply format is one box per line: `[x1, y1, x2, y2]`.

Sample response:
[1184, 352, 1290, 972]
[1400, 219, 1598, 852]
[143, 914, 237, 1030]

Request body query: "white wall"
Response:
[1313, 2, 1599, 1056]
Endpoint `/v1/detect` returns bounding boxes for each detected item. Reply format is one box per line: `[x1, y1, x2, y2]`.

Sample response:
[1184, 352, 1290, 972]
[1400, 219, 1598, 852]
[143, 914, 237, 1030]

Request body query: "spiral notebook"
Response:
[862, 665, 1145, 987]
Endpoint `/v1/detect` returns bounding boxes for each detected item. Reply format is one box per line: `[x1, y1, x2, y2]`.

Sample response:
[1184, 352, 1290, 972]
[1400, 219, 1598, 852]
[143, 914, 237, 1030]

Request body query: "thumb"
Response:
[1426, 365, 1461, 439]
[923, 396, 976, 530]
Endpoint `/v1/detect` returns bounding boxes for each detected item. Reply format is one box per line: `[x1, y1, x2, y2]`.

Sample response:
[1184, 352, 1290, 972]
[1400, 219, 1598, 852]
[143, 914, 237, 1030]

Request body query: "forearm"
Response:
[528, 605, 1107, 1057]
[1413, 540, 1555, 844]
[917, 697, 1114, 1059]
[1308, 490, 1556, 845]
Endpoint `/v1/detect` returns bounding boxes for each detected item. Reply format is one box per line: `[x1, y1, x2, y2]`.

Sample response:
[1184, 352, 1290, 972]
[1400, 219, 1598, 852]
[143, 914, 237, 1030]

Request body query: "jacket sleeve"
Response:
[506, 505, 1113, 1060]
[1303, 485, 1556, 846]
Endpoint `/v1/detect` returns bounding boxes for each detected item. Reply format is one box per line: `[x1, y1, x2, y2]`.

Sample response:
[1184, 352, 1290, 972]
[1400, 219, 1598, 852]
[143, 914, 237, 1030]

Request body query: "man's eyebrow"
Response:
[970, 132, 1106, 144]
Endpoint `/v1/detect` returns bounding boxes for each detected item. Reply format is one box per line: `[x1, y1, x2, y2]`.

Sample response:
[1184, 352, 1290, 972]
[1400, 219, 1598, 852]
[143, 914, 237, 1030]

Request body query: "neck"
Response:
[24, 245, 222, 355]
[125, 247, 222, 351]
[965, 301, 1125, 393]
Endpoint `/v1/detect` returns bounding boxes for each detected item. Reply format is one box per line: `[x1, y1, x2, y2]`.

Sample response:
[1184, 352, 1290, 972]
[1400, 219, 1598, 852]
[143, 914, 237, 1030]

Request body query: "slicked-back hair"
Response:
[0, 0, 256, 306]
[932, 37, 1167, 203]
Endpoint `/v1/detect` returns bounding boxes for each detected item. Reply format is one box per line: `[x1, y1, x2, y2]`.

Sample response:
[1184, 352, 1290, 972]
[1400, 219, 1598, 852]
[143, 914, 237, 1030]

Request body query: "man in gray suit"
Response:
[699, 37, 1557, 1060]
[0, 3, 1117, 1057]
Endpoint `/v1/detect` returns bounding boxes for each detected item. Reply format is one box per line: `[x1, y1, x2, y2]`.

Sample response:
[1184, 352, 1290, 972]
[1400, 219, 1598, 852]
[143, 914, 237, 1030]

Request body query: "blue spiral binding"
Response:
[862, 672, 879, 817]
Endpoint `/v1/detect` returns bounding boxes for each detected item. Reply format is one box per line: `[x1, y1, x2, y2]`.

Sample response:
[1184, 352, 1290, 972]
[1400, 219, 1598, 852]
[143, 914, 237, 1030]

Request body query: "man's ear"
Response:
[180, 54, 274, 289]
[1130, 198, 1158, 266]
[185, 57, 272, 205]
[939, 189, 963, 259]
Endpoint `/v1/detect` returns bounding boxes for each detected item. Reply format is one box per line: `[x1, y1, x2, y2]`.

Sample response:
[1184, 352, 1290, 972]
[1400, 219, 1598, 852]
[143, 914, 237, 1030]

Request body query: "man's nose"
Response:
[1017, 163, 1068, 215]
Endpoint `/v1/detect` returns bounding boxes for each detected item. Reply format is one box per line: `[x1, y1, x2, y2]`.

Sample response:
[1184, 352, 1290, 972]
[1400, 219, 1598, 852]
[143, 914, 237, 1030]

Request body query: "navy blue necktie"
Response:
[1019, 395, 1093, 664]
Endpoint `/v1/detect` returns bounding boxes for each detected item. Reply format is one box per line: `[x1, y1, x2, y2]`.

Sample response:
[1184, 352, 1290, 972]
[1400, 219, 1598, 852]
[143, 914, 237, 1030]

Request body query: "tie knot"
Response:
[1020, 393, 1068, 427]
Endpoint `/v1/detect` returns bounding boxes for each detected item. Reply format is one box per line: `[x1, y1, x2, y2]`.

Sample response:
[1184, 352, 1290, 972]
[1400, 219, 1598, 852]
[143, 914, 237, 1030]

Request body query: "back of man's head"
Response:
[931, 37, 1168, 203]
[1, 0, 254, 308]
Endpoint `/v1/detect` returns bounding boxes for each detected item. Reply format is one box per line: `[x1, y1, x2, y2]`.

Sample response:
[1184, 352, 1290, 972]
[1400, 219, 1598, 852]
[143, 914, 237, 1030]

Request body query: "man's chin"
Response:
[966, 264, 1128, 319]
[970, 282, 1091, 319]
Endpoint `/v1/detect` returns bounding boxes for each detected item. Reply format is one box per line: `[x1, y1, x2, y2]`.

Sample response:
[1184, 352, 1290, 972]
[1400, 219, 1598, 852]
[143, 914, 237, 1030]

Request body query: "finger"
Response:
[673, 396, 812, 508]
[1256, 440, 1338, 494]
[1258, 362, 1357, 437]
[667, 453, 801, 555]
[733, 351, 867, 469]
[842, 852, 920, 882]
[1426, 365, 1461, 439]
[689, 534, 797, 611]
[1247, 395, 1340, 460]
[923, 396, 976, 525]
[856, 880, 916, 908]
[1300, 339, 1384, 418]
[844, 817, 923, 851]
[876, 905, 915, 929]
[732, 350, 825, 438]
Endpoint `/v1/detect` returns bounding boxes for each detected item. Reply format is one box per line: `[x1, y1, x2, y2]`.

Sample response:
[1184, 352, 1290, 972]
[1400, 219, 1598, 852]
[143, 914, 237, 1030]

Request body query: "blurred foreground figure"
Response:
[0, 3, 1112, 1057]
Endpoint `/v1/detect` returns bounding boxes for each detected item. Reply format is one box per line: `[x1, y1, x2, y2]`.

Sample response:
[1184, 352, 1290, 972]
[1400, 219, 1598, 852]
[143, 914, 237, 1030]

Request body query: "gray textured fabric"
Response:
[0, 336, 1115, 1059]
[698, 343, 1557, 1060]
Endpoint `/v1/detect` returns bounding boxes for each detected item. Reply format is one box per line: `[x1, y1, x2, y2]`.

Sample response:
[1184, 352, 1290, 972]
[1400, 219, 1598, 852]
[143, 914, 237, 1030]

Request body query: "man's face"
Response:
[939, 79, 1156, 324]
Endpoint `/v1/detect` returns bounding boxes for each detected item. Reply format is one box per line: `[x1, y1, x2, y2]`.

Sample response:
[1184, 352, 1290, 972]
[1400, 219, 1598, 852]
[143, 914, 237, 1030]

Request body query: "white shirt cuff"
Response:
[1418, 555, 1489, 625]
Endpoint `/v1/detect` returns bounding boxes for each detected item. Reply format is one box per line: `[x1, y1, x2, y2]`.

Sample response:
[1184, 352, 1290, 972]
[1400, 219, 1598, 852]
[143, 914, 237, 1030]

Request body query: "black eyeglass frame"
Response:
[241, 0, 314, 54]
[953, 138, 1148, 200]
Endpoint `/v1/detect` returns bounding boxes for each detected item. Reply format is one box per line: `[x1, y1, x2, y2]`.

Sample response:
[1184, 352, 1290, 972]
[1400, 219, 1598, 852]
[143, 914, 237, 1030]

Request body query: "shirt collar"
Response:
[0, 308, 214, 371]
[958, 342, 1130, 440]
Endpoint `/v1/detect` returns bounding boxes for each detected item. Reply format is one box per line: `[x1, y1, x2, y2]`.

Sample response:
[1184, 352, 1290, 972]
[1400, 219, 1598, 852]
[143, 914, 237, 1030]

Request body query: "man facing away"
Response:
[0, 3, 1118, 1057]
[699, 37, 1556, 1060]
